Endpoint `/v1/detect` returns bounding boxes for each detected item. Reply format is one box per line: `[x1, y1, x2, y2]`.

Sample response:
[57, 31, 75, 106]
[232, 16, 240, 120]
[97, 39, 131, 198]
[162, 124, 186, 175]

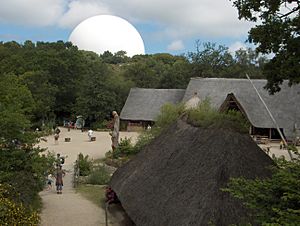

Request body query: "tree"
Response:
[224, 152, 300, 225]
[188, 42, 235, 77]
[231, 48, 268, 79]
[0, 74, 35, 144]
[0, 73, 55, 224]
[122, 61, 159, 88]
[232, 0, 300, 93]
[21, 70, 58, 125]
[73, 58, 118, 124]
[159, 58, 191, 88]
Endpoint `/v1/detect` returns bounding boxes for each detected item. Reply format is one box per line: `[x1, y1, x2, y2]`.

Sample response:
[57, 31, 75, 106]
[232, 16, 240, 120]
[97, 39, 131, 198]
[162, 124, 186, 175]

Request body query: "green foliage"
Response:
[231, 0, 300, 93]
[0, 148, 55, 206]
[154, 103, 186, 133]
[87, 166, 111, 185]
[187, 99, 249, 133]
[288, 145, 299, 154]
[0, 74, 35, 145]
[0, 40, 267, 125]
[20, 70, 58, 122]
[0, 66, 56, 223]
[101, 50, 130, 64]
[112, 137, 136, 159]
[133, 131, 155, 154]
[223, 153, 300, 225]
[188, 42, 266, 79]
[77, 153, 93, 176]
[0, 184, 39, 225]
[89, 120, 109, 130]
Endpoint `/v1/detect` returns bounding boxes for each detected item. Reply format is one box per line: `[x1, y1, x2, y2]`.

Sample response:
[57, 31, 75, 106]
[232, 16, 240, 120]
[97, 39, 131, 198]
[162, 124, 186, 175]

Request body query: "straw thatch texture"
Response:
[110, 119, 274, 226]
[183, 78, 300, 139]
[120, 88, 185, 121]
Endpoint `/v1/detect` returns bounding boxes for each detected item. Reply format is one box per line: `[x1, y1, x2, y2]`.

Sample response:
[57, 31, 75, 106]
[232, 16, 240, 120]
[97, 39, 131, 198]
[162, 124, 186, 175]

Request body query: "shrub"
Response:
[133, 131, 154, 154]
[112, 137, 135, 159]
[0, 148, 55, 207]
[87, 166, 111, 185]
[187, 100, 249, 133]
[90, 120, 109, 130]
[223, 153, 300, 225]
[0, 184, 39, 225]
[78, 153, 93, 176]
[154, 103, 185, 134]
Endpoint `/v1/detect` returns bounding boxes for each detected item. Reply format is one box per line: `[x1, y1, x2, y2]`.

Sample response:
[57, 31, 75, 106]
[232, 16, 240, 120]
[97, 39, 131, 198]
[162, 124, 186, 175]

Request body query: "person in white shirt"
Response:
[88, 129, 93, 141]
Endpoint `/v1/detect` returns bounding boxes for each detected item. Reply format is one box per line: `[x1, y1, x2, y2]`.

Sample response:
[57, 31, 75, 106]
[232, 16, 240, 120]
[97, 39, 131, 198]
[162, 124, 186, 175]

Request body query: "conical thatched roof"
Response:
[110, 119, 274, 226]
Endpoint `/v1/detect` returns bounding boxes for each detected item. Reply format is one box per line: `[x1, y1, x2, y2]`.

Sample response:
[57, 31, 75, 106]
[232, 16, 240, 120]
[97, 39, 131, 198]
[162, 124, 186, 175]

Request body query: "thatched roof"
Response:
[110, 119, 274, 226]
[183, 78, 300, 139]
[120, 88, 185, 121]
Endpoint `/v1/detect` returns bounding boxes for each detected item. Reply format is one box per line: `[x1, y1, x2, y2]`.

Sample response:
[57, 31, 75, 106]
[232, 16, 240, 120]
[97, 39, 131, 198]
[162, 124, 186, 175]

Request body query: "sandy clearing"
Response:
[38, 127, 139, 226]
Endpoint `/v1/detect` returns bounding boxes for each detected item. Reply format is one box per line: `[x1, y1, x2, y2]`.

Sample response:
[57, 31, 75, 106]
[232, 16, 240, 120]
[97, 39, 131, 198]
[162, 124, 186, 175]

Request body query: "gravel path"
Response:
[38, 127, 138, 226]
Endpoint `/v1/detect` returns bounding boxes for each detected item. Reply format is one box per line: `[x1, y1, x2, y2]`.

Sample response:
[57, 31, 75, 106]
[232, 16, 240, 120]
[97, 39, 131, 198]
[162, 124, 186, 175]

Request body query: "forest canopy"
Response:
[0, 40, 267, 127]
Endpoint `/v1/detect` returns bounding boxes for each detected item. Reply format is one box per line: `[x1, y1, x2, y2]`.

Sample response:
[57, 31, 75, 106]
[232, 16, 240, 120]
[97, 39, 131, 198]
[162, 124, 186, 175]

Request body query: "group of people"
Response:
[47, 111, 120, 195]
[46, 153, 66, 194]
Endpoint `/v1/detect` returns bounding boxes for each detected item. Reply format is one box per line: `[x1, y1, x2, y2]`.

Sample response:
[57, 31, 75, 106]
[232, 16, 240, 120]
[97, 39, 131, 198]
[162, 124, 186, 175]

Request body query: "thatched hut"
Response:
[183, 78, 300, 140]
[120, 78, 300, 140]
[110, 119, 274, 226]
[120, 88, 185, 130]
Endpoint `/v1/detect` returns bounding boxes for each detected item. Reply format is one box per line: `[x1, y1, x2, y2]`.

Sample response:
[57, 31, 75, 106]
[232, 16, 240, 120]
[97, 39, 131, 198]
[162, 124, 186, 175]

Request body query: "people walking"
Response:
[55, 165, 65, 194]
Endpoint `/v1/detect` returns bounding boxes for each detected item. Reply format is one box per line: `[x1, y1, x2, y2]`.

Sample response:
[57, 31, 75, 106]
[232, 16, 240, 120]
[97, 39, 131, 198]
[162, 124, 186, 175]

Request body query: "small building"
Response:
[120, 88, 185, 131]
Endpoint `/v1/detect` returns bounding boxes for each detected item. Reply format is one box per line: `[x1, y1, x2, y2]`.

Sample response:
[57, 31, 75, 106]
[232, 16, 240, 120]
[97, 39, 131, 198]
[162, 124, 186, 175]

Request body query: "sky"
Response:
[0, 0, 256, 55]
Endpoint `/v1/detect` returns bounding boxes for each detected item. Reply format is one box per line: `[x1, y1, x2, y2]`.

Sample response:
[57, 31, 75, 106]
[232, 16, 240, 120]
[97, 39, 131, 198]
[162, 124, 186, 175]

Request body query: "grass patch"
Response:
[187, 99, 249, 133]
[87, 166, 111, 185]
[75, 184, 106, 208]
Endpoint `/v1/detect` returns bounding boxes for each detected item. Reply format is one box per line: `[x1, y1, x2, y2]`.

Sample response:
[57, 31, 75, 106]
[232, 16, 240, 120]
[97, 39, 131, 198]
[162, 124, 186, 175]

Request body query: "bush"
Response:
[77, 153, 93, 176]
[154, 103, 185, 135]
[90, 120, 109, 130]
[87, 166, 111, 185]
[0, 148, 55, 207]
[133, 131, 154, 154]
[223, 153, 300, 225]
[187, 100, 249, 133]
[112, 137, 135, 159]
[0, 184, 39, 225]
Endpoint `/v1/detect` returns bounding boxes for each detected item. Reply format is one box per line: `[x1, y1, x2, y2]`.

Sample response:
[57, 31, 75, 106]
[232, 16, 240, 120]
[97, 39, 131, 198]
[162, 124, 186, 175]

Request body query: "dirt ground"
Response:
[38, 127, 139, 226]
[259, 141, 299, 160]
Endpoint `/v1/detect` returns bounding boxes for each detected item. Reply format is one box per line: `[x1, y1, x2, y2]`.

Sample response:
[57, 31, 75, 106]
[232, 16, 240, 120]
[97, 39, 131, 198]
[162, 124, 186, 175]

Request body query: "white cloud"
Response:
[108, 0, 253, 38]
[58, 0, 111, 28]
[228, 41, 247, 54]
[167, 40, 184, 51]
[0, 0, 253, 40]
[0, 0, 65, 26]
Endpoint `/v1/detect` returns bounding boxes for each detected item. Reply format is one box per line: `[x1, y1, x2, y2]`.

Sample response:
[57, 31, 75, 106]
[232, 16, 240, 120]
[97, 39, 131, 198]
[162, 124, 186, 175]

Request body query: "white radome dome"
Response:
[69, 15, 145, 57]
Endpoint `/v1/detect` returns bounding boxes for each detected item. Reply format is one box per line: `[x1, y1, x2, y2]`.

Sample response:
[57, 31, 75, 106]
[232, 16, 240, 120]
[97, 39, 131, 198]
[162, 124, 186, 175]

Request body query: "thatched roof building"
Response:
[120, 88, 185, 122]
[110, 119, 274, 226]
[120, 78, 300, 139]
[183, 78, 300, 140]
